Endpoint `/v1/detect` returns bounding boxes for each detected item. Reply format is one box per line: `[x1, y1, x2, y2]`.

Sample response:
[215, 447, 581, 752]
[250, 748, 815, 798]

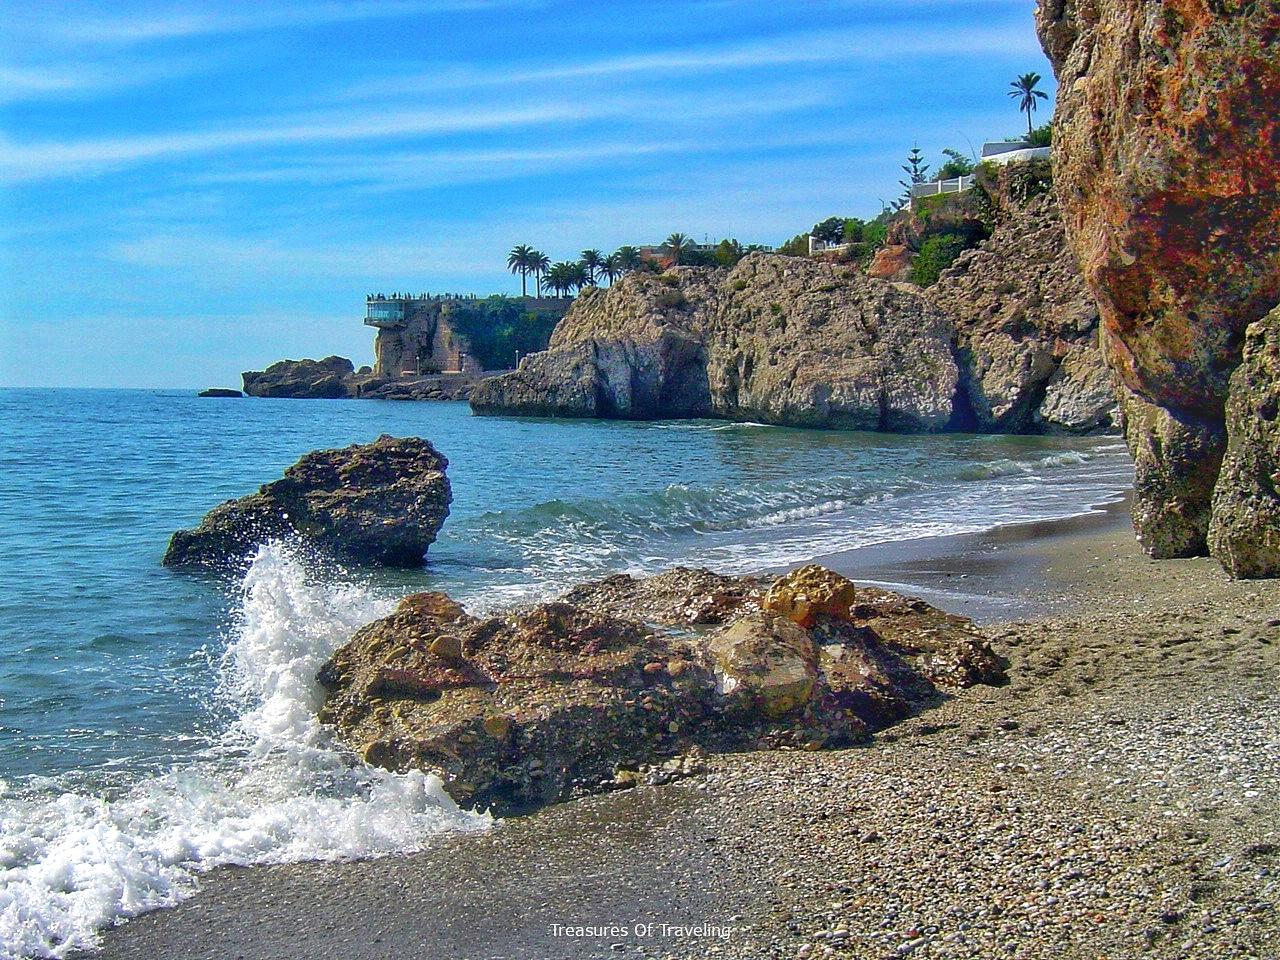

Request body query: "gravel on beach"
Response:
[95, 518, 1280, 960]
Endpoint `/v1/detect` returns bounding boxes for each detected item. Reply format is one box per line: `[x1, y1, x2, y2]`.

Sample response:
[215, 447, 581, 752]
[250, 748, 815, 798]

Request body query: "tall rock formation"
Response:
[1209, 306, 1280, 578]
[1036, 0, 1280, 569]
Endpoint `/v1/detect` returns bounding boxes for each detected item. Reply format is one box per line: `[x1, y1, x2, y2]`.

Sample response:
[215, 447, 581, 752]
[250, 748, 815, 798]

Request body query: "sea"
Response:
[0, 389, 1134, 958]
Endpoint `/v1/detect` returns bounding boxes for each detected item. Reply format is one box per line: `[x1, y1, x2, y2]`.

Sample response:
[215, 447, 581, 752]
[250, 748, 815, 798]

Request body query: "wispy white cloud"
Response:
[342, 22, 1040, 100]
[43, 0, 531, 45]
[0, 86, 829, 182]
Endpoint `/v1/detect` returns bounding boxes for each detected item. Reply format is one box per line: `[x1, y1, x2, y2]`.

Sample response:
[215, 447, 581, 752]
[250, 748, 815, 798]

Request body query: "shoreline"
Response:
[90, 501, 1280, 960]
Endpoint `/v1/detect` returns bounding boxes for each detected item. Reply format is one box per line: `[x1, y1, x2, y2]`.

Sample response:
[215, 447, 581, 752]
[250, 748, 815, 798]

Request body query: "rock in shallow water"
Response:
[162, 435, 451, 570]
[317, 566, 1006, 814]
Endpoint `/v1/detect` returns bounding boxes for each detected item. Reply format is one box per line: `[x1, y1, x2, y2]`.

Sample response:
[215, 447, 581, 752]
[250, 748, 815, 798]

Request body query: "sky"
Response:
[0, 0, 1054, 388]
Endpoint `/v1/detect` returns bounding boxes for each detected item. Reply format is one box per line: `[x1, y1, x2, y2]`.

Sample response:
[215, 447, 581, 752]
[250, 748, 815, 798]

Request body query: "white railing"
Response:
[910, 174, 976, 202]
[808, 237, 852, 256]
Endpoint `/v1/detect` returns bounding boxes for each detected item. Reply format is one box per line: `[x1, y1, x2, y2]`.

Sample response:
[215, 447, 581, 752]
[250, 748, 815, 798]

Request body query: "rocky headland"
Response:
[163, 435, 451, 571]
[317, 565, 1006, 814]
[471, 175, 1115, 436]
[1035, 0, 1280, 573]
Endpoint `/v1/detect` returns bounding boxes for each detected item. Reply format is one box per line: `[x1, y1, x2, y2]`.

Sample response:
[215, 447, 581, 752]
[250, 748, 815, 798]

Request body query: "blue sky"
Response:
[0, 0, 1053, 388]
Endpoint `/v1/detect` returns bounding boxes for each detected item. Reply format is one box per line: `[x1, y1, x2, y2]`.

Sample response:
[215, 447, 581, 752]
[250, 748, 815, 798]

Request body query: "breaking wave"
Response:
[0, 545, 489, 959]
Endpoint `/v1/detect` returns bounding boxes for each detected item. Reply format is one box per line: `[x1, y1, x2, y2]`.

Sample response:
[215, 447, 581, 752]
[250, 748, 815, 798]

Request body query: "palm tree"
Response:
[529, 249, 550, 296]
[507, 244, 534, 297]
[615, 245, 642, 272]
[568, 261, 590, 292]
[545, 262, 579, 297]
[1009, 72, 1049, 140]
[579, 249, 603, 284]
[600, 253, 622, 285]
[664, 233, 692, 265]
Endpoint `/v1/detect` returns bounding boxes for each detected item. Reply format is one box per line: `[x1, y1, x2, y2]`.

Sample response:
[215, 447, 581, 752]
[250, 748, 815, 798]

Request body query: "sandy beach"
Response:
[90, 501, 1280, 960]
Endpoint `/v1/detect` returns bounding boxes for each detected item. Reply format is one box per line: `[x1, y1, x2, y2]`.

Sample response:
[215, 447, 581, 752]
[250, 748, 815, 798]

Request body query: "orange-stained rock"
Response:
[762, 565, 857, 628]
[866, 244, 914, 282]
[1036, 0, 1280, 561]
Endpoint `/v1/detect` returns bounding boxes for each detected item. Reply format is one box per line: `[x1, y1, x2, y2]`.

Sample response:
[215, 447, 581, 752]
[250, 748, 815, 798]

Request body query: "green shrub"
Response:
[447, 296, 561, 370]
[1027, 122, 1052, 147]
[655, 288, 686, 308]
[732, 279, 748, 291]
[777, 233, 809, 257]
[910, 233, 971, 287]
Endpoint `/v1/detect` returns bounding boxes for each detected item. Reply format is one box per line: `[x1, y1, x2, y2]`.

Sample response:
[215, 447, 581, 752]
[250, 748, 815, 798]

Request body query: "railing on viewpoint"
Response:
[910, 175, 976, 203]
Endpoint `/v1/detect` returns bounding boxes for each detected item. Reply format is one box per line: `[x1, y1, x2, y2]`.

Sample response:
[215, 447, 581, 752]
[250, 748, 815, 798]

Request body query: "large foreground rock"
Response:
[242, 356, 356, 398]
[1209, 306, 1280, 578]
[1036, 0, 1280, 562]
[317, 565, 1006, 814]
[473, 255, 962, 432]
[163, 435, 451, 570]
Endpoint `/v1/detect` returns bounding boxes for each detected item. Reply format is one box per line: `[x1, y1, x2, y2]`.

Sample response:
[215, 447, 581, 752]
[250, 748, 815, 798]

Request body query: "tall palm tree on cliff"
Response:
[568, 261, 590, 293]
[1009, 72, 1048, 140]
[615, 245, 642, 272]
[600, 253, 622, 285]
[529, 249, 550, 296]
[579, 249, 604, 285]
[664, 233, 692, 265]
[507, 244, 534, 296]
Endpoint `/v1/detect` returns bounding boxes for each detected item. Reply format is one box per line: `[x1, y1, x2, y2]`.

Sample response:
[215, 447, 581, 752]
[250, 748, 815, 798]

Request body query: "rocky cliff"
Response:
[473, 188, 1113, 435]
[473, 257, 961, 432]
[1036, 0, 1280, 572]
[926, 186, 1114, 434]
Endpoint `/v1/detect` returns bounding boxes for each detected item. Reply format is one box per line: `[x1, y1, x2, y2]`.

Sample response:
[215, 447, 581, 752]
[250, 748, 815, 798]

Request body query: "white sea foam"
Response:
[0, 544, 489, 959]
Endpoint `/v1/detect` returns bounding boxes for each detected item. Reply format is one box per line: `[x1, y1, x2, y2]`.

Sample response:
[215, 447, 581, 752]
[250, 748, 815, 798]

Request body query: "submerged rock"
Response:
[1210, 306, 1280, 578]
[317, 566, 1006, 814]
[242, 356, 356, 398]
[163, 435, 451, 570]
[1036, 0, 1280, 563]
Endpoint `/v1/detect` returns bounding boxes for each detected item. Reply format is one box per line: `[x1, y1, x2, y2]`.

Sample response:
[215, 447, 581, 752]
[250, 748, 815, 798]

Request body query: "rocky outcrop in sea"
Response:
[241, 356, 359, 398]
[1036, 0, 1280, 574]
[317, 564, 1006, 814]
[472, 187, 1112, 435]
[163, 435, 451, 570]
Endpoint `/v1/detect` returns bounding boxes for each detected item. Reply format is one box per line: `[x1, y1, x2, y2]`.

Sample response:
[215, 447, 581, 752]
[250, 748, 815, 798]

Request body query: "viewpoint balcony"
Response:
[365, 300, 407, 329]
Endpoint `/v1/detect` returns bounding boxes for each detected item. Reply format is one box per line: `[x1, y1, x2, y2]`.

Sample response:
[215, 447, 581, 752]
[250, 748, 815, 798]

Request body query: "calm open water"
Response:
[0, 389, 1134, 957]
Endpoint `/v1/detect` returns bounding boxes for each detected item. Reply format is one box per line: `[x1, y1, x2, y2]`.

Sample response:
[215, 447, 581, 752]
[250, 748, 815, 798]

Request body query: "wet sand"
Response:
[91, 501, 1280, 960]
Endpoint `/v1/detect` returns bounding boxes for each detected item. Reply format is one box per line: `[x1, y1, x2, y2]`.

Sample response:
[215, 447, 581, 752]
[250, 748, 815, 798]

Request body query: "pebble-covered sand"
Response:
[95, 518, 1280, 960]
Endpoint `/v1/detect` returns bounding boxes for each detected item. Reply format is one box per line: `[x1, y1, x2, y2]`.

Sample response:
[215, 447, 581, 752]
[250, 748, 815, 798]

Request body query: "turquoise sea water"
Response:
[0, 389, 1133, 957]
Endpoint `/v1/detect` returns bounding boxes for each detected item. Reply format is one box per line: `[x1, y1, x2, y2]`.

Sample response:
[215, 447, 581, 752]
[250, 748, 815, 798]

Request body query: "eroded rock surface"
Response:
[1209, 306, 1280, 578]
[163, 435, 451, 570]
[927, 192, 1114, 434]
[317, 566, 1006, 814]
[1036, 0, 1280, 561]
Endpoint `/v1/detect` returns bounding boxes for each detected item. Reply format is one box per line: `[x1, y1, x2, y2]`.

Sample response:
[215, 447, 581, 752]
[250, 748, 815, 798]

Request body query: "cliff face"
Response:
[474, 184, 1112, 435]
[473, 256, 962, 432]
[1036, 0, 1280, 571]
[926, 190, 1113, 434]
